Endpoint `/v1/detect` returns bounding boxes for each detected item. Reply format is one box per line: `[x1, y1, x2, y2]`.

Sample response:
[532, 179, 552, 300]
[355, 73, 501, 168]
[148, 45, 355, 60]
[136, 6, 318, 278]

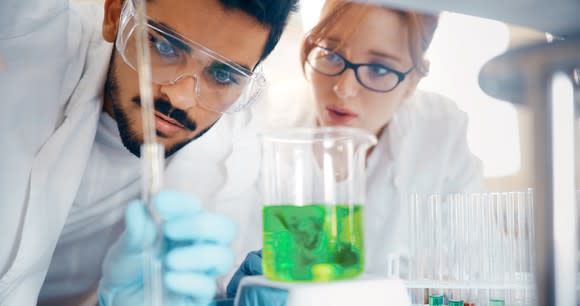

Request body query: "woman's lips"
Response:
[326, 105, 358, 124]
[154, 112, 184, 136]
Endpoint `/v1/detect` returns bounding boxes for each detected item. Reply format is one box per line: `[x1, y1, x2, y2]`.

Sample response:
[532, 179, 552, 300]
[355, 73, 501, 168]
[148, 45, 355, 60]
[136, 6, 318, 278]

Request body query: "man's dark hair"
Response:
[218, 0, 299, 62]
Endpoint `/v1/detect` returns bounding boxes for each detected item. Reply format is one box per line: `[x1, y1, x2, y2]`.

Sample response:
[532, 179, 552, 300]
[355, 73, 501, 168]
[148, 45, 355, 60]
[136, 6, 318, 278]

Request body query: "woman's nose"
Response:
[333, 69, 359, 100]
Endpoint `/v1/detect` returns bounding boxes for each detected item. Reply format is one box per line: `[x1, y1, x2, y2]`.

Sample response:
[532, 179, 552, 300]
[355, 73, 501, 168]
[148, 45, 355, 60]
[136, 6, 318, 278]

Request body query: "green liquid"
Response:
[489, 298, 505, 306]
[429, 294, 444, 306]
[263, 204, 364, 282]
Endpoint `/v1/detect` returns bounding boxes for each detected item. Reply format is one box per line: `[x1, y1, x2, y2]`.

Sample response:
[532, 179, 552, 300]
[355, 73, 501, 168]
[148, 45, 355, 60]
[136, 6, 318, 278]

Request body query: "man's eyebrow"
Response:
[148, 20, 253, 73]
[209, 61, 244, 77]
[148, 20, 192, 53]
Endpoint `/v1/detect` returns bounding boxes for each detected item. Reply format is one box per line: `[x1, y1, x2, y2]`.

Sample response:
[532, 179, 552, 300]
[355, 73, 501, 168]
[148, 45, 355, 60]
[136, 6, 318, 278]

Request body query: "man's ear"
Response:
[102, 0, 123, 43]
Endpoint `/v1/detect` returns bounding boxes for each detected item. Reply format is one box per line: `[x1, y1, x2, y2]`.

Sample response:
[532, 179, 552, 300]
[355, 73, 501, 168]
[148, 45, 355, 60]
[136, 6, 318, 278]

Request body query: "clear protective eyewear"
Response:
[306, 45, 413, 93]
[116, 0, 266, 113]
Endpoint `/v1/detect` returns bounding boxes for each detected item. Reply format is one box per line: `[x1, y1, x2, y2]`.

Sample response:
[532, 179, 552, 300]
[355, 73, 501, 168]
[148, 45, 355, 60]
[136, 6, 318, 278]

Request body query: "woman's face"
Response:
[307, 6, 420, 136]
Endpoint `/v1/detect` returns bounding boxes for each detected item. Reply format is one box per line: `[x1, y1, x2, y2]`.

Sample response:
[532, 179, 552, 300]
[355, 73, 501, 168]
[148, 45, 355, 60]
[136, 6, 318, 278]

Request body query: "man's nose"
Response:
[333, 69, 359, 100]
[159, 75, 201, 110]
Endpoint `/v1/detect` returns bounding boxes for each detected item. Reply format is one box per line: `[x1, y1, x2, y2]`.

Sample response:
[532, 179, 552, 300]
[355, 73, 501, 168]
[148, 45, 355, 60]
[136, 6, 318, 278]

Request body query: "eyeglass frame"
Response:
[306, 45, 414, 93]
[115, 0, 266, 113]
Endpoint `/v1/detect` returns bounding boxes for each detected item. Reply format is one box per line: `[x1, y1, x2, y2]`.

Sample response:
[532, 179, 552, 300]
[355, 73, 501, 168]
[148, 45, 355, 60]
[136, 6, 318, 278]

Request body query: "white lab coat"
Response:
[0, 2, 110, 304]
[0, 1, 261, 305]
[253, 80, 484, 276]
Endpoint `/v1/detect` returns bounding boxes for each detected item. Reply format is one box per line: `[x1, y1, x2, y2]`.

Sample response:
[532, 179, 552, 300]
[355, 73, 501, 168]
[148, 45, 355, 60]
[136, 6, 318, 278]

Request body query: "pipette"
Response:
[133, 0, 165, 305]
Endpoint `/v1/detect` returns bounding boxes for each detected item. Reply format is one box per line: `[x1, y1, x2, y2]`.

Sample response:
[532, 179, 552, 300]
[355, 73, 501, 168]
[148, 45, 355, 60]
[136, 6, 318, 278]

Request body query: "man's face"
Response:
[102, 0, 269, 156]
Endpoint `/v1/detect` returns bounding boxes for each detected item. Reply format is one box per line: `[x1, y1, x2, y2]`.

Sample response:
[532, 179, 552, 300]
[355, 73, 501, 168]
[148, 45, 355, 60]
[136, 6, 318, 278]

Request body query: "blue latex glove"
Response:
[98, 191, 237, 306]
[226, 250, 288, 306]
[226, 250, 263, 298]
[236, 286, 288, 306]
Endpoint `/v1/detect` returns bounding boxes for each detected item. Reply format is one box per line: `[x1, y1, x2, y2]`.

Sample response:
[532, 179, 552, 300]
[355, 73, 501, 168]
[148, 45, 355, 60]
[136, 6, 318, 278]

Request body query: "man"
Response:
[0, 0, 298, 305]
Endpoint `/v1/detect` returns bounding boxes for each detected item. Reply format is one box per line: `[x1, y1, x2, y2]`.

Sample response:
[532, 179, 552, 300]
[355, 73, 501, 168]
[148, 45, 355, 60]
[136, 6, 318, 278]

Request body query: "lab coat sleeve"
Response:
[0, 0, 82, 113]
[0, 0, 68, 39]
[443, 112, 484, 193]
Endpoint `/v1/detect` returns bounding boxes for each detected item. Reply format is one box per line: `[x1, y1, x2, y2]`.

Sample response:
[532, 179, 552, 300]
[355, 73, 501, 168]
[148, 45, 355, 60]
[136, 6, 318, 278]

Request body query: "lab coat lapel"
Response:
[363, 95, 418, 274]
[385, 92, 424, 194]
[1, 41, 111, 286]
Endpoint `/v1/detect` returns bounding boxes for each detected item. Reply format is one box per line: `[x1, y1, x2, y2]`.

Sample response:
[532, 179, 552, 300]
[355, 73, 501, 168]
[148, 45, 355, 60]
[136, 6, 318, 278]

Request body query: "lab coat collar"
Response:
[380, 91, 418, 162]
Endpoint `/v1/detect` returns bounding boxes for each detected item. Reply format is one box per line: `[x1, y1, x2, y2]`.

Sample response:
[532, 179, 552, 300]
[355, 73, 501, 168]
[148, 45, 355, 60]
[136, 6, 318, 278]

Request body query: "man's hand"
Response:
[98, 191, 237, 306]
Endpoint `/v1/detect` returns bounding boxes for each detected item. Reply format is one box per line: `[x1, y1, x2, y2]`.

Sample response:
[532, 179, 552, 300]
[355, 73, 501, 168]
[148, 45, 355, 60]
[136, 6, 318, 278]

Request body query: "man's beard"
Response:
[103, 52, 216, 157]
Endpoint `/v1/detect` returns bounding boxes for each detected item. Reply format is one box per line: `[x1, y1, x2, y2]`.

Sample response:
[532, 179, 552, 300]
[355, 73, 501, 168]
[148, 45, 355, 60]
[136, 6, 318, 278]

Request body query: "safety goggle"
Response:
[116, 0, 266, 113]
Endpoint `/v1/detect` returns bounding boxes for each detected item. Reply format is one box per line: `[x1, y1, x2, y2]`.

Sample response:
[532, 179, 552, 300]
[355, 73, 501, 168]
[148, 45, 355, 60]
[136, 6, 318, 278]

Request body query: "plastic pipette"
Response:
[134, 0, 163, 213]
[133, 0, 165, 305]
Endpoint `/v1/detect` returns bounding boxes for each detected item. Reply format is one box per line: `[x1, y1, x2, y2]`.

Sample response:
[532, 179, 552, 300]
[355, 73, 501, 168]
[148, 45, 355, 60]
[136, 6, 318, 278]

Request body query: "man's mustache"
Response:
[131, 96, 197, 132]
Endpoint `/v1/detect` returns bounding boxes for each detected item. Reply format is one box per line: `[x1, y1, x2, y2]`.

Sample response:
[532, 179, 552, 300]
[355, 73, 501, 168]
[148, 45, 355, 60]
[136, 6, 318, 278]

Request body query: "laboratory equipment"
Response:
[132, 0, 166, 304]
[362, 0, 580, 304]
[407, 191, 536, 306]
[234, 275, 410, 306]
[479, 37, 579, 306]
[260, 127, 376, 282]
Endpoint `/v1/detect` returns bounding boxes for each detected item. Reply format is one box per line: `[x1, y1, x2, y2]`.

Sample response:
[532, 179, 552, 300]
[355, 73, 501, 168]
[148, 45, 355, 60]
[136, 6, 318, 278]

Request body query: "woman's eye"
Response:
[324, 53, 342, 63]
[369, 65, 389, 76]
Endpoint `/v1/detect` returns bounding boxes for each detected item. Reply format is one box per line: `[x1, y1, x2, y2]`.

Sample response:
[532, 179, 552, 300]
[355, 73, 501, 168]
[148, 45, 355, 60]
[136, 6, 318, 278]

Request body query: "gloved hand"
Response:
[226, 250, 263, 298]
[98, 191, 237, 306]
[226, 250, 288, 306]
[235, 285, 288, 306]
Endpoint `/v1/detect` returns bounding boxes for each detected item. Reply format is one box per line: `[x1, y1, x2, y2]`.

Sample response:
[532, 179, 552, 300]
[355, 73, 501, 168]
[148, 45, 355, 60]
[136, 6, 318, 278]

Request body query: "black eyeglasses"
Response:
[306, 46, 413, 93]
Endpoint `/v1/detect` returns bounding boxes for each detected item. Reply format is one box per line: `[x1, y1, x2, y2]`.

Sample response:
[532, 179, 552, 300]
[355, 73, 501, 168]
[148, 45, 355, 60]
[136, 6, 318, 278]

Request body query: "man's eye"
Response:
[208, 66, 239, 86]
[149, 35, 178, 59]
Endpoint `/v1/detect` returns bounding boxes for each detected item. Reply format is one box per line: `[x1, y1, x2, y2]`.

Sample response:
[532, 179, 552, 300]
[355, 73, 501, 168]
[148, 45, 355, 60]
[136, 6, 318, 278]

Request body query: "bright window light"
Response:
[420, 12, 520, 178]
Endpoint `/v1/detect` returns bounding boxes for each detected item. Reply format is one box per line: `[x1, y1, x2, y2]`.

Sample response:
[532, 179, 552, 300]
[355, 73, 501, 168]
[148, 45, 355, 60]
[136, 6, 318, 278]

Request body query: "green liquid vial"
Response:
[429, 294, 444, 306]
[449, 300, 464, 306]
[262, 204, 364, 282]
[489, 298, 505, 306]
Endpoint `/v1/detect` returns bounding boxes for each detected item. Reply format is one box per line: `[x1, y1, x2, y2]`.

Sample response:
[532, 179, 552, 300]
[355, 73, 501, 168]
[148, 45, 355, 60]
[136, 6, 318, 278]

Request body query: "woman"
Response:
[227, 0, 483, 298]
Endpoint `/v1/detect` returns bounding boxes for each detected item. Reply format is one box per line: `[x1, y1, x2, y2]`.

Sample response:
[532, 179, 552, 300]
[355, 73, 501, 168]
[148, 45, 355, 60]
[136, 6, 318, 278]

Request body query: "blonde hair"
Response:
[301, 1, 439, 76]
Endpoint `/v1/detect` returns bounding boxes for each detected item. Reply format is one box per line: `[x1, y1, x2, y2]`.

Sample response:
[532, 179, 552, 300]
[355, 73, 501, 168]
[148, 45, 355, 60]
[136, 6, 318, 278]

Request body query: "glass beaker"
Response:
[260, 127, 377, 282]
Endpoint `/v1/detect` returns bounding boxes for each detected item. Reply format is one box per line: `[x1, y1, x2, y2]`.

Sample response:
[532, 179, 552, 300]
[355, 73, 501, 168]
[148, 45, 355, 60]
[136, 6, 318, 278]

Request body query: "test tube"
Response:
[516, 191, 527, 306]
[489, 193, 506, 306]
[451, 193, 466, 305]
[489, 298, 506, 306]
[408, 194, 425, 305]
[576, 191, 579, 306]
[409, 194, 418, 281]
[449, 300, 465, 306]
[459, 194, 469, 302]
[429, 194, 445, 305]
[466, 193, 481, 306]
[526, 189, 535, 305]
[506, 192, 516, 305]
[429, 293, 444, 306]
